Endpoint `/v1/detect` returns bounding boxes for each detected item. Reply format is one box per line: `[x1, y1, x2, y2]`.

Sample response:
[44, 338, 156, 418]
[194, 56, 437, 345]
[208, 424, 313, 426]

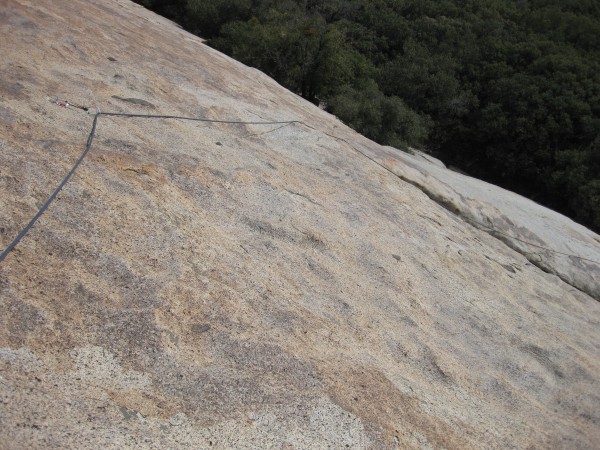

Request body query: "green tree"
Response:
[133, 0, 600, 231]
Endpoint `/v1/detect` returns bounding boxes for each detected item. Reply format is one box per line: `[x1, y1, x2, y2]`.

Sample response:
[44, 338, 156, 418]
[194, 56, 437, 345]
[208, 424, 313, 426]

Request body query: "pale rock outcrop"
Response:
[381, 147, 600, 300]
[1, 0, 599, 449]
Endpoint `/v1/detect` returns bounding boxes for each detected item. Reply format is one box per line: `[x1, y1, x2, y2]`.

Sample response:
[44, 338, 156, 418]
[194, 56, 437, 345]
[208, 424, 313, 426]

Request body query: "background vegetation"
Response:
[134, 0, 600, 232]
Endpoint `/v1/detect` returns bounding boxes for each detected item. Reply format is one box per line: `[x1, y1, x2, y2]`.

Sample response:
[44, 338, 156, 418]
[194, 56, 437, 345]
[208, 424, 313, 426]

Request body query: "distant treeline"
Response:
[134, 0, 600, 232]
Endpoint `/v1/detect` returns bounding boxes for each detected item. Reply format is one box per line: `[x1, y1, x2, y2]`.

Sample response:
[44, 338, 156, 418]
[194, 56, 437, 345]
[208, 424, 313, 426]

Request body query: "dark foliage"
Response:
[133, 0, 600, 232]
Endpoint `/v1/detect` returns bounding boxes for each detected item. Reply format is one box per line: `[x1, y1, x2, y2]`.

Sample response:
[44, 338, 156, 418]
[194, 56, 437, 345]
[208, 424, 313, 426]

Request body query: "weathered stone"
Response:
[1, 0, 599, 448]
[387, 147, 600, 300]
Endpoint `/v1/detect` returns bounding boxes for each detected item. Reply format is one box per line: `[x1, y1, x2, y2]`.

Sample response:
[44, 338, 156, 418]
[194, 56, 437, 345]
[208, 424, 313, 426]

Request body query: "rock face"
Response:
[1, 0, 599, 448]
[385, 148, 600, 301]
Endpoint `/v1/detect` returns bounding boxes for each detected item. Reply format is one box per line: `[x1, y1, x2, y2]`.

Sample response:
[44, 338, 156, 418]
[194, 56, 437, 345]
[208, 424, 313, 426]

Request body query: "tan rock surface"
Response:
[1, 0, 600, 448]
[382, 147, 600, 301]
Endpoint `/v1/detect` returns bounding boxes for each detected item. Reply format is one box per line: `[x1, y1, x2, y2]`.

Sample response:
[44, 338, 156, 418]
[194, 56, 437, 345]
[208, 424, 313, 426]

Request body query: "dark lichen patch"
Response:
[151, 338, 322, 422]
[191, 323, 210, 334]
[0, 10, 39, 29]
[480, 377, 517, 407]
[0, 81, 26, 100]
[208, 333, 321, 390]
[502, 264, 516, 273]
[398, 315, 417, 327]
[1, 297, 46, 346]
[300, 231, 327, 250]
[0, 105, 17, 125]
[100, 138, 137, 151]
[156, 365, 276, 421]
[0, 268, 9, 290]
[243, 218, 327, 251]
[306, 256, 332, 281]
[95, 309, 164, 370]
[111, 95, 156, 108]
[427, 355, 453, 383]
[408, 345, 455, 384]
[243, 218, 294, 242]
[119, 405, 139, 421]
[248, 292, 310, 334]
[85, 255, 162, 309]
[323, 364, 468, 449]
[521, 344, 564, 379]
[40, 229, 99, 262]
[262, 306, 303, 333]
[68, 282, 106, 313]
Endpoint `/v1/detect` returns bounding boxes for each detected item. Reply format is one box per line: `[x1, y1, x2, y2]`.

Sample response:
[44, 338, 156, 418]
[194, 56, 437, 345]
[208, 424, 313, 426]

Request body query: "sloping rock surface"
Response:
[384, 149, 600, 301]
[1, 0, 599, 448]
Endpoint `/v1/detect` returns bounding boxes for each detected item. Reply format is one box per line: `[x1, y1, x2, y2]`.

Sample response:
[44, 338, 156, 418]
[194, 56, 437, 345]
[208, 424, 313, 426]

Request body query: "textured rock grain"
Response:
[1, 0, 600, 449]
[385, 148, 600, 300]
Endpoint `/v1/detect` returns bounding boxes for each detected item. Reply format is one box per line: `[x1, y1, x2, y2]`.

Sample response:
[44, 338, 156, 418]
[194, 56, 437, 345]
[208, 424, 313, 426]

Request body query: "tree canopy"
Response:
[134, 0, 600, 232]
